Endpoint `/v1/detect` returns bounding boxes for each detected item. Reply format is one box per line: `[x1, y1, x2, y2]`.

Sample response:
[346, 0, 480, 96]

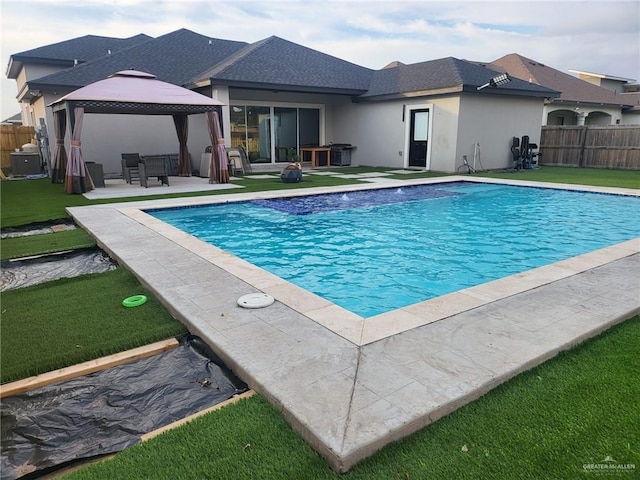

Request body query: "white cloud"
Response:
[1, 0, 638, 118]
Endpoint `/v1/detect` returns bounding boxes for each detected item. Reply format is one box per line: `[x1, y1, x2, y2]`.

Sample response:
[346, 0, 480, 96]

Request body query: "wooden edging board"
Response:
[0, 338, 179, 398]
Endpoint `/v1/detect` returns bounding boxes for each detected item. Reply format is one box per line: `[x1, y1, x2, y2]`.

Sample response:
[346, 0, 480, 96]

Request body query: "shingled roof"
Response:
[190, 36, 374, 94]
[359, 57, 557, 100]
[14, 30, 564, 102]
[618, 92, 640, 112]
[482, 53, 633, 108]
[27, 29, 248, 90]
[6, 34, 152, 78]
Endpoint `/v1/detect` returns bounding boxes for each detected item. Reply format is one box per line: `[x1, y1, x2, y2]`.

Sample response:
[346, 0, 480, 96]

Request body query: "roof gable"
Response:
[485, 53, 633, 107]
[12, 34, 152, 62]
[360, 57, 556, 99]
[193, 36, 373, 94]
[28, 29, 248, 89]
[6, 34, 152, 78]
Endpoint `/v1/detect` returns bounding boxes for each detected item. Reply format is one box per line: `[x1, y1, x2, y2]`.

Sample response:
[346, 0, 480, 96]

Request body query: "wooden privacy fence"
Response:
[1, 125, 36, 169]
[539, 125, 640, 170]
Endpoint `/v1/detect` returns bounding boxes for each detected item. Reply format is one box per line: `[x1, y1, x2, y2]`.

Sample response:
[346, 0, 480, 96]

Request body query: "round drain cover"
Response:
[237, 293, 275, 309]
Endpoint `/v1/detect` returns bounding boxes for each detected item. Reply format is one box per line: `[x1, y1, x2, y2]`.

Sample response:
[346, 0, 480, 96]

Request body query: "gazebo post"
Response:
[173, 114, 191, 176]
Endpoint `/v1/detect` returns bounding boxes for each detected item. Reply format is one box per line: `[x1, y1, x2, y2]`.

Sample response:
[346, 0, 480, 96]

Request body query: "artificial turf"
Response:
[0, 267, 187, 383]
[0, 179, 93, 228]
[0, 227, 95, 260]
[474, 165, 640, 189]
[1, 166, 638, 478]
[0, 169, 399, 228]
[63, 316, 640, 480]
[1, 168, 636, 229]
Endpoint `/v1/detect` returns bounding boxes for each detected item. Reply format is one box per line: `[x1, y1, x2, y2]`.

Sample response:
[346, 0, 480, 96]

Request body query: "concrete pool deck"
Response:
[67, 176, 640, 472]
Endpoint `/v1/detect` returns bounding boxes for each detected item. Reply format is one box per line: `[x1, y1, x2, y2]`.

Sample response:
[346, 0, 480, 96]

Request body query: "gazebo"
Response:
[49, 70, 229, 194]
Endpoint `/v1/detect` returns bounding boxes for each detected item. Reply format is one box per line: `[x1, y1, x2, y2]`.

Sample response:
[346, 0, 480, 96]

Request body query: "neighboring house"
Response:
[569, 69, 636, 92]
[569, 69, 640, 125]
[480, 53, 639, 126]
[6, 29, 557, 175]
[1, 113, 22, 126]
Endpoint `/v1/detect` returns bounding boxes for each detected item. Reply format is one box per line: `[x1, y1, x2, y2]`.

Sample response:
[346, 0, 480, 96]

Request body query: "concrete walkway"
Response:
[68, 176, 640, 472]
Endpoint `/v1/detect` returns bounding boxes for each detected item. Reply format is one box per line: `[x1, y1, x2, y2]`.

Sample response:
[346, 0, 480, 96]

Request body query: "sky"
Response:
[1, 0, 639, 119]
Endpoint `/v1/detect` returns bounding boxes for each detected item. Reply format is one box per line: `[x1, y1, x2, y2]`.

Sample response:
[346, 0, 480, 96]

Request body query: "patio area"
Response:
[81, 168, 419, 200]
[67, 176, 640, 472]
[82, 175, 243, 200]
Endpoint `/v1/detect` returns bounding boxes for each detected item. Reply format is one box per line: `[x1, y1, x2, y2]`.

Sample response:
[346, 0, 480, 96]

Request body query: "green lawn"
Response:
[0, 268, 187, 383]
[1, 167, 637, 229]
[0, 179, 93, 227]
[64, 317, 640, 480]
[474, 165, 640, 189]
[0, 166, 638, 478]
[0, 227, 95, 260]
[0, 168, 419, 228]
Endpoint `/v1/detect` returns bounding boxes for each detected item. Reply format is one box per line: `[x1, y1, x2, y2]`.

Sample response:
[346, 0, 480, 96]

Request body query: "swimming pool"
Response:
[149, 181, 640, 318]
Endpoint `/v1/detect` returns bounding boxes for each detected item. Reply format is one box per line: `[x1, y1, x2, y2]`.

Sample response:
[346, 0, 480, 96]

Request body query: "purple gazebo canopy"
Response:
[51, 70, 224, 114]
[49, 70, 227, 193]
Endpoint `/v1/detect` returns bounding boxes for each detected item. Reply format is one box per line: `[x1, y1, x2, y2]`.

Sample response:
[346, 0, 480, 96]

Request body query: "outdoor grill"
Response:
[328, 143, 356, 166]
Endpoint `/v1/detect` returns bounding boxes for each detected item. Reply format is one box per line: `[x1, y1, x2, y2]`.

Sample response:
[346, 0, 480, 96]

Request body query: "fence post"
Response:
[577, 126, 588, 168]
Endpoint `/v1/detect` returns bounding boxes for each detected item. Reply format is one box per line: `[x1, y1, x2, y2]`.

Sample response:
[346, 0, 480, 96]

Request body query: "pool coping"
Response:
[119, 176, 640, 346]
[67, 175, 640, 472]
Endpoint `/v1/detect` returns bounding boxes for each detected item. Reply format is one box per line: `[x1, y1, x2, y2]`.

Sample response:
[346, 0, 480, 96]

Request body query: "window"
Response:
[230, 104, 321, 164]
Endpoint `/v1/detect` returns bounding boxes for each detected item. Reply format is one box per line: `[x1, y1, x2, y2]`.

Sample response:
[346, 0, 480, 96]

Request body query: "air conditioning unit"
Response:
[11, 153, 41, 176]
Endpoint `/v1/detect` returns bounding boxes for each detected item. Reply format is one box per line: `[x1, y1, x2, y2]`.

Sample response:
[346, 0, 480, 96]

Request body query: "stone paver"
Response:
[83, 176, 242, 200]
[68, 176, 640, 472]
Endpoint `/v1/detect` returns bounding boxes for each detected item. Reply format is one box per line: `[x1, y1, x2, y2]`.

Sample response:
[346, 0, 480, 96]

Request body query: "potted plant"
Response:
[287, 146, 299, 163]
[281, 147, 302, 183]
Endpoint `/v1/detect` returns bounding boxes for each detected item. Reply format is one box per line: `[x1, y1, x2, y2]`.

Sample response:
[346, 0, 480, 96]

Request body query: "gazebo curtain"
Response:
[51, 110, 67, 183]
[64, 107, 94, 194]
[173, 114, 191, 176]
[206, 111, 229, 184]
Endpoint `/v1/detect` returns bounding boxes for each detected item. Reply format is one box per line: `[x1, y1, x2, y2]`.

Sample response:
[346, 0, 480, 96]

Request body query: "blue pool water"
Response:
[149, 182, 640, 318]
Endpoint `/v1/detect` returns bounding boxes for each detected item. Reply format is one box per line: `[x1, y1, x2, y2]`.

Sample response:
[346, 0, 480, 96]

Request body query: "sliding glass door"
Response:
[230, 104, 321, 164]
[274, 107, 297, 162]
[299, 108, 320, 148]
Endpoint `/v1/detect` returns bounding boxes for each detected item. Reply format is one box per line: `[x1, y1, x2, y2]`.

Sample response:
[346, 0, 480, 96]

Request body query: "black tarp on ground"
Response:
[1, 336, 247, 480]
[0, 219, 76, 239]
[1, 247, 117, 292]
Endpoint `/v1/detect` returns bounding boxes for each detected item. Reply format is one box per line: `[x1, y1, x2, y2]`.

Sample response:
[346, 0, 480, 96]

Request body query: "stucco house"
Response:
[480, 54, 640, 126]
[6, 33, 152, 125]
[569, 69, 640, 125]
[6, 29, 558, 176]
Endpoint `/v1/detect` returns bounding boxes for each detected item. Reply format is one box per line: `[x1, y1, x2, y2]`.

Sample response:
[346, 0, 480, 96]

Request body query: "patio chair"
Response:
[225, 146, 252, 175]
[139, 156, 170, 187]
[85, 162, 105, 188]
[225, 148, 245, 176]
[121, 153, 141, 183]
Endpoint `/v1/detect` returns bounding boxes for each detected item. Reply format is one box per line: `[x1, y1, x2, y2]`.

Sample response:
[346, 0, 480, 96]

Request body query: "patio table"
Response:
[300, 147, 331, 168]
